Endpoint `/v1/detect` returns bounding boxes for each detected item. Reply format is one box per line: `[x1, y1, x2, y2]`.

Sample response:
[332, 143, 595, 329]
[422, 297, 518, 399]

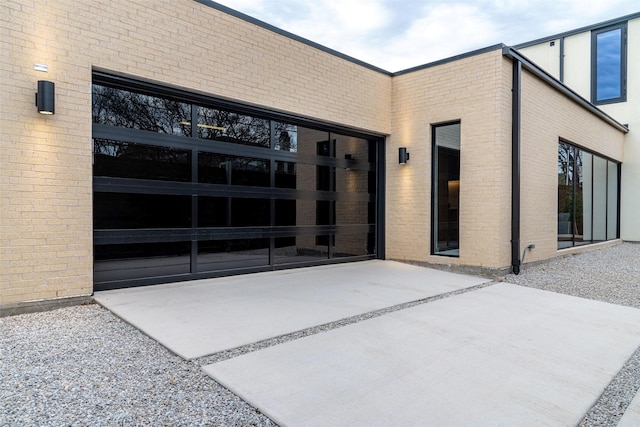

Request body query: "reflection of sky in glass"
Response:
[596, 29, 622, 101]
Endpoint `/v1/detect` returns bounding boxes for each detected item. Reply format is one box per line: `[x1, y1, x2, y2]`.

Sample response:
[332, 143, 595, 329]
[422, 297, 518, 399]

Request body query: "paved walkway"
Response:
[95, 261, 640, 426]
[94, 260, 488, 359]
[619, 391, 640, 426]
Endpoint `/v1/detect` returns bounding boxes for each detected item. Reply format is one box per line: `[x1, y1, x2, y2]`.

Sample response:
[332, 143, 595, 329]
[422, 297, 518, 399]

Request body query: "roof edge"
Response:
[514, 11, 640, 49]
[392, 44, 507, 76]
[503, 47, 629, 133]
[193, 0, 393, 76]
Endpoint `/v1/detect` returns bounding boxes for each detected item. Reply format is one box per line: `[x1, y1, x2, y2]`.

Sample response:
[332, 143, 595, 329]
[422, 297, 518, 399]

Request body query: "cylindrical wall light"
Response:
[344, 153, 353, 170]
[35, 80, 55, 114]
[399, 147, 410, 164]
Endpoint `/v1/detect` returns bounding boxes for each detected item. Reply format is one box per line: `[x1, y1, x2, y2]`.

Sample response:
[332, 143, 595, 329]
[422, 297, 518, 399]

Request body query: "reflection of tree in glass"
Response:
[93, 139, 191, 181]
[197, 152, 269, 186]
[92, 85, 190, 135]
[198, 107, 270, 147]
[558, 143, 586, 236]
[94, 139, 187, 163]
[231, 158, 269, 187]
[278, 130, 291, 151]
[273, 122, 298, 152]
[198, 153, 227, 169]
[93, 84, 300, 151]
[557, 143, 583, 184]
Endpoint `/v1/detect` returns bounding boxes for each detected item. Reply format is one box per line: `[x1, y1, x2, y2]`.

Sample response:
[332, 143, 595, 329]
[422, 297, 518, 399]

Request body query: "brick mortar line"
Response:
[193, 280, 496, 366]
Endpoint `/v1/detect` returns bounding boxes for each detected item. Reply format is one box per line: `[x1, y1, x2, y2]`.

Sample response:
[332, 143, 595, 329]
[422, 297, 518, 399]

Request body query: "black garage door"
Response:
[92, 72, 384, 290]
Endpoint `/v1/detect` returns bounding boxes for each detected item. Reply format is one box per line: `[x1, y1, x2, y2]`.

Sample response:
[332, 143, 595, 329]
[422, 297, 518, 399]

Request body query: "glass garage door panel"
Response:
[198, 239, 269, 273]
[94, 242, 191, 283]
[333, 233, 374, 258]
[92, 78, 381, 289]
[94, 139, 191, 182]
[198, 153, 270, 187]
[94, 193, 191, 229]
[198, 197, 271, 228]
[198, 107, 270, 148]
[273, 236, 330, 265]
[93, 86, 191, 136]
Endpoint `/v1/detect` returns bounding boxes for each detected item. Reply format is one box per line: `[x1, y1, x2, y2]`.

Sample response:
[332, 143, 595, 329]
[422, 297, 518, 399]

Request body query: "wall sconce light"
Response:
[399, 147, 410, 164]
[35, 80, 55, 114]
[344, 154, 353, 170]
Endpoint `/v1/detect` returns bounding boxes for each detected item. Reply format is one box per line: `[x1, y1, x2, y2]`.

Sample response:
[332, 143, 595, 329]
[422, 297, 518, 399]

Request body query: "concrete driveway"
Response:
[95, 260, 640, 426]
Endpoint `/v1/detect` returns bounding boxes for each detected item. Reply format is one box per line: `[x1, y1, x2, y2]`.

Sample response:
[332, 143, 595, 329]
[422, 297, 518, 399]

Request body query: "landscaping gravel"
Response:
[506, 242, 640, 309]
[506, 242, 640, 427]
[2, 242, 639, 426]
[0, 304, 275, 427]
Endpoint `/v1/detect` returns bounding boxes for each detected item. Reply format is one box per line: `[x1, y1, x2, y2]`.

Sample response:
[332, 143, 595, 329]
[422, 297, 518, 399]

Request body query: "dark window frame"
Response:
[591, 22, 627, 105]
[557, 138, 621, 250]
[430, 120, 461, 258]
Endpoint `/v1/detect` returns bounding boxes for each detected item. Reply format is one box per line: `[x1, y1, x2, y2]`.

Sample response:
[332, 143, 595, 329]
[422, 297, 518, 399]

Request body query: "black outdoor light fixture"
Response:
[399, 147, 410, 164]
[344, 153, 353, 170]
[35, 80, 55, 114]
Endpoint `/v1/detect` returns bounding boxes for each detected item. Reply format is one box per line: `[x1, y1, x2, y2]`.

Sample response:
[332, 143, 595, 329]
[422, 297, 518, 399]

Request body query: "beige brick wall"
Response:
[386, 50, 624, 270]
[1, 0, 392, 305]
[387, 49, 513, 269]
[1, 0, 628, 306]
[519, 67, 624, 265]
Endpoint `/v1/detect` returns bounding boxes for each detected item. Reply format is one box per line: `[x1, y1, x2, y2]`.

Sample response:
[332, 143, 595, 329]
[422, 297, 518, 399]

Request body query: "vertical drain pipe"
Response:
[511, 59, 522, 274]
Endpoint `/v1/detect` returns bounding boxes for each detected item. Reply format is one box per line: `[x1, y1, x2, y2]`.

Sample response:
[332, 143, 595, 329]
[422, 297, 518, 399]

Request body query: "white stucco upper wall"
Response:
[516, 40, 561, 80]
[562, 33, 592, 100]
[601, 17, 640, 124]
[517, 15, 640, 124]
[517, 14, 640, 241]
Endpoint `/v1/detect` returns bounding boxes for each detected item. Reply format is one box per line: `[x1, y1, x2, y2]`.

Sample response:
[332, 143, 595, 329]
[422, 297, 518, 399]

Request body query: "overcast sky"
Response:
[213, 0, 639, 72]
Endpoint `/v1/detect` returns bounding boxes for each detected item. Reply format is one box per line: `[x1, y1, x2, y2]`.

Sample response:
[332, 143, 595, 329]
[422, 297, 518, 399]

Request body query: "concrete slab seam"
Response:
[193, 280, 497, 366]
[579, 343, 640, 426]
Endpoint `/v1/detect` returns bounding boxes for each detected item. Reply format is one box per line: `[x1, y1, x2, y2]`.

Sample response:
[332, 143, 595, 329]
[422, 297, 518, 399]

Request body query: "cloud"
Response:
[213, 0, 500, 70]
[216, 0, 392, 65]
[213, 0, 640, 72]
[372, 3, 500, 70]
[281, 0, 390, 47]
[322, 0, 390, 32]
[219, 0, 389, 34]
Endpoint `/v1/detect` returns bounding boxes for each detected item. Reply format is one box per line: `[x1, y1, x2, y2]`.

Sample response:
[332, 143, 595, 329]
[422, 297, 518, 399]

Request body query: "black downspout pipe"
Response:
[559, 37, 565, 83]
[511, 59, 522, 275]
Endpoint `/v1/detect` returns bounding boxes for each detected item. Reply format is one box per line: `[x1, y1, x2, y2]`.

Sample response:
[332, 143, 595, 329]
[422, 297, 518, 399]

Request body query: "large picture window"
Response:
[432, 122, 461, 257]
[591, 23, 627, 104]
[92, 73, 382, 289]
[557, 141, 619, 249]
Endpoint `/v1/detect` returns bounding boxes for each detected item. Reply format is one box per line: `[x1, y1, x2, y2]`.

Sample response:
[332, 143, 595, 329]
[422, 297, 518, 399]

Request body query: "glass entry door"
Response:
[432, 122, 460, 257]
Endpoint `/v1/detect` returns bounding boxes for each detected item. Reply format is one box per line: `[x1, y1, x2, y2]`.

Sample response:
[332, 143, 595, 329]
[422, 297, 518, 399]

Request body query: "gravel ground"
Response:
[506, 242, 640, 309]
[0, 305, 275, 426]
[2, 242, 639, 426]
[505, 242, 640, 426]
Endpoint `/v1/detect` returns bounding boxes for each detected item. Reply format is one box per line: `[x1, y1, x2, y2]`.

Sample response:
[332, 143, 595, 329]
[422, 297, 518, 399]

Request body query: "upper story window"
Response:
[591, 23, 627, 105]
